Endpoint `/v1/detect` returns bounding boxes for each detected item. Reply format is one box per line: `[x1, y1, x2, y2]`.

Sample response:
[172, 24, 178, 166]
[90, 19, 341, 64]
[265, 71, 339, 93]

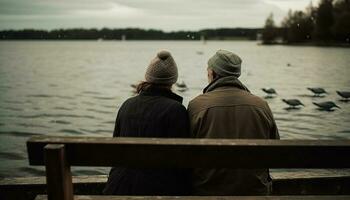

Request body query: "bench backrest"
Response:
[26, 136, 350, 200]
[27, 136, 350, 168]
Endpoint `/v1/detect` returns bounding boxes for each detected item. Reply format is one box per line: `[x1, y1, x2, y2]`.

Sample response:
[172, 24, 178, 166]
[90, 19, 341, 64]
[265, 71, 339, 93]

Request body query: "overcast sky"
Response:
[0, 0, 316, 31]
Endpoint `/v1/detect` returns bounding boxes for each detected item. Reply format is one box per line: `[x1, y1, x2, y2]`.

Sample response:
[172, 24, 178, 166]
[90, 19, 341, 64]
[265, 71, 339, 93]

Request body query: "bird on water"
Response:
[313, 101, 340, 111]
[176, 81, 187, 88]
[282, 99, 304, 108]
[336, 91, 350, 99]
[307, 87, 327, 96]
[262, 88, 277, 95]
[175, 81, 188, 92]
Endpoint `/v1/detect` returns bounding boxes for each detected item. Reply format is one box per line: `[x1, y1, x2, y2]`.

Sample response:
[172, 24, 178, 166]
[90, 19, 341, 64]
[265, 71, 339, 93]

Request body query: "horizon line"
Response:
[0, 26, 263, 32]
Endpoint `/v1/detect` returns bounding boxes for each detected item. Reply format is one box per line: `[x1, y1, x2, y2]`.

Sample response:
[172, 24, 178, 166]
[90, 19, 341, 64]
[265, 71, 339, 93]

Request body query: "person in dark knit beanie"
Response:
[136, 50, 178, 93]
[145, 50, 178, 84]
[104, 50, 190, 196]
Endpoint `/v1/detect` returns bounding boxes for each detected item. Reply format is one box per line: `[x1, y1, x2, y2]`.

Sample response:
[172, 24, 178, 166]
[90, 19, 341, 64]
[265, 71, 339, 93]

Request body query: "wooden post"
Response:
[44, 144, 73, 200]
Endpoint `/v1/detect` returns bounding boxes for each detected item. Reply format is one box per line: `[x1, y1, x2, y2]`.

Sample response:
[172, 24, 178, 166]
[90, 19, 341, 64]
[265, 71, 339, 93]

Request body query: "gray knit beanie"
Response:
[145, 50, 178, 85]
[208, 49, 242, 78]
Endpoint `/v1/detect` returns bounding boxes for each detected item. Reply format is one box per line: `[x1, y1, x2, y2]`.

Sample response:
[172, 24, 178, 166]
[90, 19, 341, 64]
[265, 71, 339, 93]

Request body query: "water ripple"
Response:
[18, 167, 45, 176]
[294, 113, 319, 117]
[0, 106, 24, 111]
[54, 106, 73, 111]
[28, 94, 51, 98]
[17, 113, 97, 119]
[92, 96, 116, 100]
[274, 117, 290, 122]
[86, 108, 114, 114]
[81, 91, 101, 95]
[49, 84, 58, 87]
[28, 94, 74, 100]
[0, 85, 12, 89]
[101, 105, 118, 109]
[16, 123, 50, 128]
[284, 125, 314, 132]
[103, 120, 115, 124]
[0, 131, 41, 137]
[3, 100, 25, 104]
[50, 120, 71, 125]
[79, 128, 112, 134]
[81, 101, 95, 106]
[338, 130, 350, 134]
[59, 129, 84, 135]
[0, 151, 26, 160]
[56, 95, 74, 100]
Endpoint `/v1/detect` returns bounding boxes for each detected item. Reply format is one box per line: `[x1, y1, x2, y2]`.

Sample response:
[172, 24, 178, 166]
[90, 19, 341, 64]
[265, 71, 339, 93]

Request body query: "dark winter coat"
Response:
[103, 87, 191, 195]
[188, 76, 280, 195]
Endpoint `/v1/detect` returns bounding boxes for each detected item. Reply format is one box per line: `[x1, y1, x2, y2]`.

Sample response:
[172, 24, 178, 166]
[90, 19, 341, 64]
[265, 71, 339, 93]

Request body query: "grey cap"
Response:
[208, 49, 242, 78]
[145, 50, 178, 85]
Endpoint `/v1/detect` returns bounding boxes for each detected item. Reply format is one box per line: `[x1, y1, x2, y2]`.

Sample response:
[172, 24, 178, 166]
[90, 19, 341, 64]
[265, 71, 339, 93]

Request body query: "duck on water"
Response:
[282, 99, 304, 109]
[262, 88, 277, 98]
[337, 91, 350, 100]
[307, 87, 327, 97]
[313, 101, 340, 111]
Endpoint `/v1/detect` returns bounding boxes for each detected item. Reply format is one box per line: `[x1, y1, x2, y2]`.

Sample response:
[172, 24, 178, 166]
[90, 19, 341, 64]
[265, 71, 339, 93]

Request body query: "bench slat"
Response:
[27, 136, 350, 168]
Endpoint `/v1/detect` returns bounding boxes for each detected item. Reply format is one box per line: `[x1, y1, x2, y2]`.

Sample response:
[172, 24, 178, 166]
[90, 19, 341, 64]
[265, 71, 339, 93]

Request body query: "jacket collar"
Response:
[203, 76, 250, 94]
[140, 87, 183, 103]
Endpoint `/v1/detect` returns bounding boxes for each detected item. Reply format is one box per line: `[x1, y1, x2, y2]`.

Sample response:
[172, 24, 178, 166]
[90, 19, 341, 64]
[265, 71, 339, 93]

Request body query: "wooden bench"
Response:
[27, 136, 350, 200]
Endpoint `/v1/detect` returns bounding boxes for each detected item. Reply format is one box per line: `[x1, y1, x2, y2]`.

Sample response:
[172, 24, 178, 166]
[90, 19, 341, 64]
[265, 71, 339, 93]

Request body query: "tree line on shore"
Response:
[262, 0, 350, 45]
[0, 28, 259, 40]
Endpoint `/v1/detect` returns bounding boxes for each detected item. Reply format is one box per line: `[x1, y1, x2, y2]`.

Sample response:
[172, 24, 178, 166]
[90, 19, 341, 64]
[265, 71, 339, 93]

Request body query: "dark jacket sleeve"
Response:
[113, 109, 121, 137]
[166, 103, 190, 138]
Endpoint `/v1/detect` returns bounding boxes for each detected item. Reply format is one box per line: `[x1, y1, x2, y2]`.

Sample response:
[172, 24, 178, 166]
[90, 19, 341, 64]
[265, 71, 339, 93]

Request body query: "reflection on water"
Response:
[0, 41, 349, 178]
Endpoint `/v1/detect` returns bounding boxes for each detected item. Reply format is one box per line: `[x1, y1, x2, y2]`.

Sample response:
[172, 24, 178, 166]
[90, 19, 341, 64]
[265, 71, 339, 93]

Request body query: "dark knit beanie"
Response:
[145, 50, 178, 84]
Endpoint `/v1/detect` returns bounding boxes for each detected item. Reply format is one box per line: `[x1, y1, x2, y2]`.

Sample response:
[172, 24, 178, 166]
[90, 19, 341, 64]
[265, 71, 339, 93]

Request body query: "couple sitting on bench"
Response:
[103, 50, 280, 196]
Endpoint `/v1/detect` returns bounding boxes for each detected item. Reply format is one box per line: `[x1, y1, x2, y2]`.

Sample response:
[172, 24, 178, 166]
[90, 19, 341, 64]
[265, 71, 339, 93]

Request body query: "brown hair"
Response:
[135, 81, 172, 94]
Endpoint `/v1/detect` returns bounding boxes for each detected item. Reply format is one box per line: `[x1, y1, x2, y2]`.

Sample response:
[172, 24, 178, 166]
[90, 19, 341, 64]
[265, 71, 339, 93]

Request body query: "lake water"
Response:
[0, 41, 349, 178]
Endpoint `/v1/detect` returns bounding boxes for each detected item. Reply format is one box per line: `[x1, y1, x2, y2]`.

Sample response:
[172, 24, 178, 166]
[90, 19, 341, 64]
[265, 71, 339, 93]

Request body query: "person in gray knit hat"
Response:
[207, 49, 242, 78]
[104, 50, 190, 196]
[188, 49, 279, 196]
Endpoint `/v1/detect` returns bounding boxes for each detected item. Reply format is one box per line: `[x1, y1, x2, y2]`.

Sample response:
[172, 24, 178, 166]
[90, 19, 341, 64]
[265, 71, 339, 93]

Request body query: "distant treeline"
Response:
[0, 28, 260, 40]
[262, 0, 350, 45]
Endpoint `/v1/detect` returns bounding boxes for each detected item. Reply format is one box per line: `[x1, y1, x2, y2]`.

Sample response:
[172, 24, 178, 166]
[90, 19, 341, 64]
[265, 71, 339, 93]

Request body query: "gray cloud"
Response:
[0, 0, 113, 15]
[0, 0, 312, 30]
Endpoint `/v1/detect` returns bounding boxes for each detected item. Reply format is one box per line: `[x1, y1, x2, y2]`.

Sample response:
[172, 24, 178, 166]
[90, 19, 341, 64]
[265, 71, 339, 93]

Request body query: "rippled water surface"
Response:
[0, 41, 349, 178]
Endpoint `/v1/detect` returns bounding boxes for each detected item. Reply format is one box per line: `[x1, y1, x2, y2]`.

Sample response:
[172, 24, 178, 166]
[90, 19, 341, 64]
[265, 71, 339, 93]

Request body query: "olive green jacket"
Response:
[187, 76, 279, 195]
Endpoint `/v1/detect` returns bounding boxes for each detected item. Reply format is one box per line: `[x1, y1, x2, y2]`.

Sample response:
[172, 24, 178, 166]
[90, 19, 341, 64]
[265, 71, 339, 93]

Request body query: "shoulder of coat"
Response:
[188, 93, 209, 107]
[188, 90, 271, 115]
[169, 100, 186, 111]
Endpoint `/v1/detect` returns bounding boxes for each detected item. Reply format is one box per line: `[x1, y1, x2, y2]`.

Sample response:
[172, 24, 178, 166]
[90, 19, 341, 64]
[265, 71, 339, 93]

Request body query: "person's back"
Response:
[104, 51, 190, 195]
[116, 87, 188, 138]
[188, 50, 279, 195]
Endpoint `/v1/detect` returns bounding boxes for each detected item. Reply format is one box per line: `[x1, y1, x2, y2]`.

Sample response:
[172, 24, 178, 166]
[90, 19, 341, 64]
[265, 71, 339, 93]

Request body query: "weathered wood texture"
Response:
[0, 176, 106, 200]
[34, 195, 350, 200]
[27, 136, 350, 168]
[2, 173, 350, 200]
[44, 144, 73, 200]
